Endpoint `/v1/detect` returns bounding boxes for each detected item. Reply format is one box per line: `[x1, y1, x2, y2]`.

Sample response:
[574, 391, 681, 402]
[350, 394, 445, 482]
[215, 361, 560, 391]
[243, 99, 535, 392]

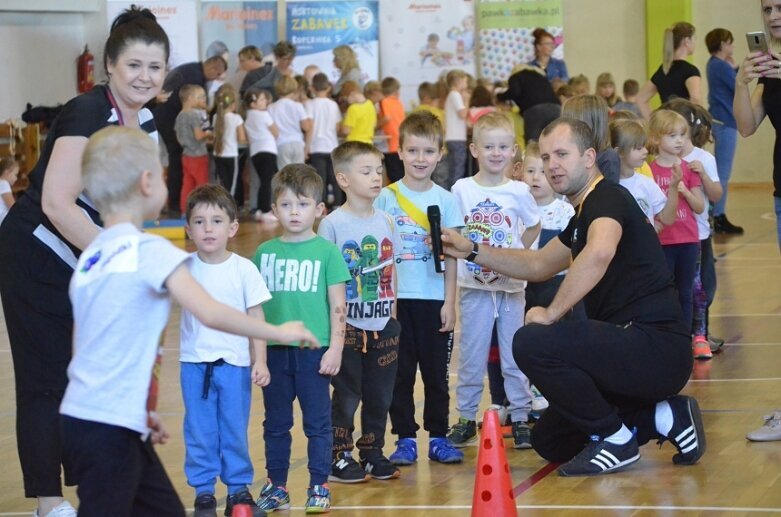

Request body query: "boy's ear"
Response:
[335, 170, 349, 189]
[316, 201, 326, 218]
[138, 169, 154, 196]
[228, 219, 239, 238]
[184, 223, 192, 240]
[469, 142, 479, 159]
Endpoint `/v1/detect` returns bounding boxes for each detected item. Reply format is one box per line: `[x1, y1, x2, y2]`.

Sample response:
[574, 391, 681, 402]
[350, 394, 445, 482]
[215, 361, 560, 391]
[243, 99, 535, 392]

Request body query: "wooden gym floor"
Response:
[0, 185, 779, 516]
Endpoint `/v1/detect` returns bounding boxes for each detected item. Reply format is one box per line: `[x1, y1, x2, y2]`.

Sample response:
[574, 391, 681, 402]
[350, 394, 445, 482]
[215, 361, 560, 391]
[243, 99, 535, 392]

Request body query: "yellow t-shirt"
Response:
[344, 100, 377, 144]
[636, 161, 653, 178]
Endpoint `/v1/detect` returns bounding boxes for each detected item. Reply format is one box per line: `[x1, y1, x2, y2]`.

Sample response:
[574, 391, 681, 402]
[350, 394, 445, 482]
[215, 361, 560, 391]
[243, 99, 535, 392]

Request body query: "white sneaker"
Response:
[531, 385, 549, 412]
[33, 501, 77, 517]
[747, 411, 781, 442]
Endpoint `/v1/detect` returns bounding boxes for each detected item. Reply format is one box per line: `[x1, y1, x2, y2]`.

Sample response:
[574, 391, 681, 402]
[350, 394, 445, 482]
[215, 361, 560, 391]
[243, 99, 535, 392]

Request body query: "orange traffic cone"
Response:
[471, 408, 517, 517]
[231, 503, 253, 517]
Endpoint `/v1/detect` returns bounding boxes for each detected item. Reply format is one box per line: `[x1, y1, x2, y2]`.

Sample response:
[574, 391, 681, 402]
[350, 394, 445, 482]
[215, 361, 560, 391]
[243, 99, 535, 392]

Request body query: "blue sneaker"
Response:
[255, 480, 290, 512]
[389, 438, 418, 465]
[428, 437, 464, 464]
[304, 483, 331, 514]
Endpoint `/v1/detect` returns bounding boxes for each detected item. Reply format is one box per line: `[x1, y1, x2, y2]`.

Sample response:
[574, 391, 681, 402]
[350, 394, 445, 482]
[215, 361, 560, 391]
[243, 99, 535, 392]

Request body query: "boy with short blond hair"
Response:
[175, 84, 212, 213]
[374, 111, 465, 465]
[378, 76, 406, 182]
[318, 141, 402, 483]
[449, 112, 541, 450]
[252, 164, 350, 513]
[60, 126, 315, 515]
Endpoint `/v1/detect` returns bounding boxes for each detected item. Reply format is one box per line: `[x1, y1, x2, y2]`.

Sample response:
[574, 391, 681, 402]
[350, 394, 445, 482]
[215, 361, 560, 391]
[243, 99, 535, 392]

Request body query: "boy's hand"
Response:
[441, 228, 472, 259]
[671, 162, 683, 186]
[440, 301, 456, 332]
[148, 412, 170, 445]
[276, 321, 319, 348]
[319, 347, 342, 376]
[252, 361, 271, 387]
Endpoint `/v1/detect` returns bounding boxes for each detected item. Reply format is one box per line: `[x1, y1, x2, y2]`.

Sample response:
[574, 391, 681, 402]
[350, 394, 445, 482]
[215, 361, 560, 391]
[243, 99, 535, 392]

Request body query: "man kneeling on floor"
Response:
[442, 117, 706, 476]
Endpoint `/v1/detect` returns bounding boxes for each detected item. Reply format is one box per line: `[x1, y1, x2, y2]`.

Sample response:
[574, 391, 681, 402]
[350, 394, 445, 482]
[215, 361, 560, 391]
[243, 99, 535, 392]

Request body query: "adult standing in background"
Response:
[706, 28, 743, 234]
[332, 45, 364, 98]
[244, 41, 296, 99]
[0, 8, 171, 516]
[637, 22, 702, 119]
[154, 55, 227, 216]
[528, 28, 569, 84]
[238, 45, 271, 96]
[496, 64, 561, 143]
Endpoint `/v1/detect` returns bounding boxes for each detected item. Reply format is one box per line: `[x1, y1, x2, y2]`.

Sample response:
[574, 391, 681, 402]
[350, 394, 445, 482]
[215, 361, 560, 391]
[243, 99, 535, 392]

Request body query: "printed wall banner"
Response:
[200, 1, 278, 73]
[107, 0, 199, 69]
[477, 0, 563, 82]
[380, 1, 476, 109]
[286, 1, 379, 85]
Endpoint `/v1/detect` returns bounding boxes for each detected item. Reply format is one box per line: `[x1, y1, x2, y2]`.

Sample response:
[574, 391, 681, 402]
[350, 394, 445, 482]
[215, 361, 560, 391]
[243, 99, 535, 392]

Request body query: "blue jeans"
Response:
[181, 362, 253, 496]
[263, 347, 331, 487]
[662, 242, 700, 328]
[712, 123, 738, 216]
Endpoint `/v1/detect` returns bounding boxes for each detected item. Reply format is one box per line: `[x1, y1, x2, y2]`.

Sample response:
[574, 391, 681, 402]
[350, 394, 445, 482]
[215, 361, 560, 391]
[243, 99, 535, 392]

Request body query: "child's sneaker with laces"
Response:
[447, 417, 477, 447]
[558, 434, 640, 476]
[389, 437, 418, 465]
[511, 421, 532, 449]
[746, 411, 781, 441]
[660, 395, 706, 465]
[33, 501, 77, 517]
[361, 455, 401, 479]
[255, 480, 290, 512]
[225, 488, 265, 517]
[428, 437, 464, 464]
[329, 450, 370, 483]
[692, 335, 712, 360]
[305, 483, 331, 514]
[193, 493, 217, 517]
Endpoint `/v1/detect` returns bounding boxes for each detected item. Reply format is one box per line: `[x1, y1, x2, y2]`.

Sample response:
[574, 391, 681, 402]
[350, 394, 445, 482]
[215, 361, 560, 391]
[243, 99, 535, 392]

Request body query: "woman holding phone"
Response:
[734, 0, 781, 442]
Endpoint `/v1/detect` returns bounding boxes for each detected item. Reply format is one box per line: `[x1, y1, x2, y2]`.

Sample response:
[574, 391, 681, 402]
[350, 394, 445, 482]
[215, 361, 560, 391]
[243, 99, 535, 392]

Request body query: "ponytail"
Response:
[662, 28, 674, 74]
[213, 87, 237, 156]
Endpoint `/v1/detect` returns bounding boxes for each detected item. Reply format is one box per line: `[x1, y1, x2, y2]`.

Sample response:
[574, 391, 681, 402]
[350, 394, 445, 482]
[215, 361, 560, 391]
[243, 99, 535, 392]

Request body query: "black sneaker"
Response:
[224, 488, 265, 517]
[511, 421, 532, 449]
[361, 455, 401, 480]
[447, 417, 477, 447]
[329, 451, 370, 483]
[558, 435, 640, 476]
[713, 214, 744, 235]
[662, 395, 706, 465]
[193, 493, 217, 517]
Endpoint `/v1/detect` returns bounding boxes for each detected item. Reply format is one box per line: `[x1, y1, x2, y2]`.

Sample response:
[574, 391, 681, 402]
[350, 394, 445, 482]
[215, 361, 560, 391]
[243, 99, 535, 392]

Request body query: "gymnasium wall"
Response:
[0, 0, 773, 187]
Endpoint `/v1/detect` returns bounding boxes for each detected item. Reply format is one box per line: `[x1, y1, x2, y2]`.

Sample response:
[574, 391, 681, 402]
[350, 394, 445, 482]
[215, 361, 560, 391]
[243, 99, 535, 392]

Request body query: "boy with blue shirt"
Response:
[252, 164, 350, 513]
[60, 126, 316, 516]
[318, 141, 402, 483]
[374, 111, 464, 465]
[179, 184, 270, 517]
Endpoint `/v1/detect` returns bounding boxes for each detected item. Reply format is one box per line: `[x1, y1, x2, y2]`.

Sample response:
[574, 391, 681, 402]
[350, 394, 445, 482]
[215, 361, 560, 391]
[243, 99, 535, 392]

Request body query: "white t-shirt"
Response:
[536, 197, 575, 276]
[61, 223, 189, 439]
[684, 147, 719, 239]
[444, 90, 467, 142]
[269, 97, 310, 146]
[245, 109, 277, 156]
[452, 177, 540, 291]
[306, 97, 342, 154]
[619, 173, 668, 226]
[180, 253, 271, 366]
[215, 111, 243, 157]
[0, 179, 11, 225]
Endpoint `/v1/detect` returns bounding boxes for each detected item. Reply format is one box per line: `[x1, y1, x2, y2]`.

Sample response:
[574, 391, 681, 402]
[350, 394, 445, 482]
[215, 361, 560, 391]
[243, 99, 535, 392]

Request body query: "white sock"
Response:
[604, 424, 633, 445]
[655, 400, 673, 437]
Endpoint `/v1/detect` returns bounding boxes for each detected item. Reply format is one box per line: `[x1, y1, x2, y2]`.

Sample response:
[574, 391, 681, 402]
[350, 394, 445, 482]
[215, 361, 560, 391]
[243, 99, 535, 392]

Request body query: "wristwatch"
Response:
[465, 242, 479, 262]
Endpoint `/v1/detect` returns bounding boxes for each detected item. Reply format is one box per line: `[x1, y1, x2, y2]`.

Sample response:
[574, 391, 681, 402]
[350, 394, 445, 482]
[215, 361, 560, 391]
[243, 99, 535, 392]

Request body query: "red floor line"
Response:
[513, 462, 560, 497]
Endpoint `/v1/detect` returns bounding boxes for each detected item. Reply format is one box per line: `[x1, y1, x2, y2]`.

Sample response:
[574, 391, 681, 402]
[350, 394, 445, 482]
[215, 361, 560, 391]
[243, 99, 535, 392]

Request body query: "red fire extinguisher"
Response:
[77, 45, 94, 93]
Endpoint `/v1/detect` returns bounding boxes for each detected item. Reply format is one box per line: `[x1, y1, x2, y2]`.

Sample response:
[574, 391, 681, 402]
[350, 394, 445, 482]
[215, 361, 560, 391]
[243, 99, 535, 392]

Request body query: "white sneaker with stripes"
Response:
[558, 435, 640, 477]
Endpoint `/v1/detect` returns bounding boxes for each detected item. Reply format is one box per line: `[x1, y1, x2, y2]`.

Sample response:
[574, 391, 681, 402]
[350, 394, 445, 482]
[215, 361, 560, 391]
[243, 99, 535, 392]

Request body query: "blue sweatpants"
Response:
[181, 361, 253, 497]
[262, 347, 331, 487]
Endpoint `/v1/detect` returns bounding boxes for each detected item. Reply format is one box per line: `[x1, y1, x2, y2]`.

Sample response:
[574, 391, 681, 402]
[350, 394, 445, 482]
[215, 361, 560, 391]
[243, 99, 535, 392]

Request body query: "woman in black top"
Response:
[496, 64, 560, 143]
[0, 8, 169, 516]
[637, 22, 703, 119]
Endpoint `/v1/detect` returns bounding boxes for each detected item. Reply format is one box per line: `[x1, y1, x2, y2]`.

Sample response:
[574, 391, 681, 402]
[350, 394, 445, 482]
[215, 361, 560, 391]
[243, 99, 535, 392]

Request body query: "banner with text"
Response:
[286, 1, 379, 85]
[380, 1, 476, 109]
[477, 0, 563, 82]
[107, 0, 198, 69]
[200, 1, 278, 73]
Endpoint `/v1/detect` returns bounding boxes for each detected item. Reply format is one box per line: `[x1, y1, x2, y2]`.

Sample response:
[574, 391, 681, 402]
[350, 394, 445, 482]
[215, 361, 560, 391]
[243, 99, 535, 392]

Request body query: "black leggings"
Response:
[513, 319, 691, 462]
[251, 152, 277, 213]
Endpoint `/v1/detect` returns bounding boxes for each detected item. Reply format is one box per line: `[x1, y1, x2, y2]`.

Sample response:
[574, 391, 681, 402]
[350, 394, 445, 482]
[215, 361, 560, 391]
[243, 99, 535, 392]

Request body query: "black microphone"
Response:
[427, 205, 445, 273]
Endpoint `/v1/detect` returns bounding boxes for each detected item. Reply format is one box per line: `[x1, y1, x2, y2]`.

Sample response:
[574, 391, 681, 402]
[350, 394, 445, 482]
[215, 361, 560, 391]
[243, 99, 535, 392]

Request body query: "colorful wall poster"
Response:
[286, 1, 379, 85]
[477, 0, 563, 82]
[200, 1, 278, 73]
[380, 1, 476, 109]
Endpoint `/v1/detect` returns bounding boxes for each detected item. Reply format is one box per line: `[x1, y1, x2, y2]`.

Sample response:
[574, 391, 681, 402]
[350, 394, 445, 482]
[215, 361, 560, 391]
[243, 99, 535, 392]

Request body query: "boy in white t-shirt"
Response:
[306, 73, 343, 207]
[444, 70, 470, 190]
[59, 126, 316, 515]
[449, 113, 540, 450]
[180, 184, 272, 516]
[269, 75, 312, 169]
